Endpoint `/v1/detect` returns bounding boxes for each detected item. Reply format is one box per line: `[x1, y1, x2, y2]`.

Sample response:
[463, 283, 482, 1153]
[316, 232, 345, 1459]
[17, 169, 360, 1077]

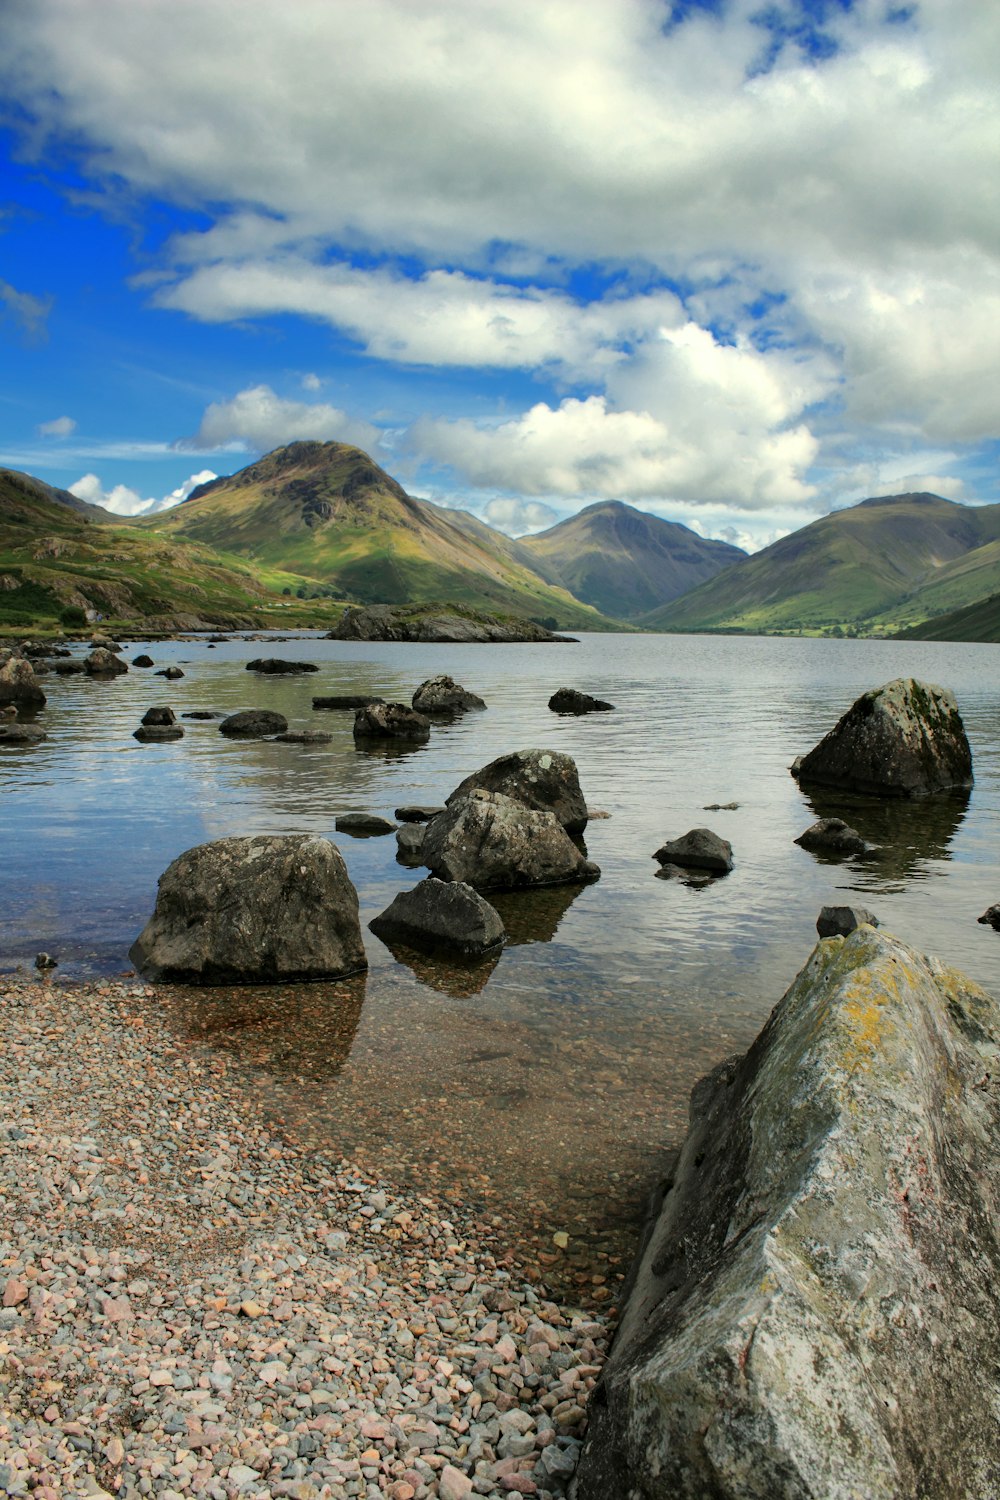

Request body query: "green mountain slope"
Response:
[151, 442, 618, 630]
[517, 500, 746, 619]
[896, 592, 1000, 642]
[641, 493, 1000, 634]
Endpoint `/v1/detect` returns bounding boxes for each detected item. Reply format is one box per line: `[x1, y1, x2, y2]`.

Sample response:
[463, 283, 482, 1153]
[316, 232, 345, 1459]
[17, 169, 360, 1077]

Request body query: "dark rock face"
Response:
[576, 927, 1000, 1500]
[156, 667, 185, 680]
[653, 827, 733, 873]
[335, 813, 397, 836]
[141, 706, 176, 727]
[369, 877, 505, 959]
[795, 817, 877, 857]
[793, 677, 973, 797]
[313, 694, 385, 710]
[219, 709, 288, 738]
[0, 656, 46, 706]
[817, 903, 879, 937]
[446, 749, 588, 834]
[133, 724, 184, 743]
[246, 658, 320, 674]
[84, 648, 128, 676]
[422, 789, 600, 892]
[129, 833, 367, 984]
[182, 710, 222, 720]
[394, 804, 446, 823]
[132, 654, 154, 667]
[411, 675, 486, 714]
[353, 702, 431, 743]
[978, 905, 1000, 931]
[548, 687, 615, 715]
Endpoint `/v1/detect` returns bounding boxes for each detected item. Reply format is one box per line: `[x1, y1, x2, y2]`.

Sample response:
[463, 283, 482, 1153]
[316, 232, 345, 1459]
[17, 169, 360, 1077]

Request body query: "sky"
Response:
[0, 0, 997, 552]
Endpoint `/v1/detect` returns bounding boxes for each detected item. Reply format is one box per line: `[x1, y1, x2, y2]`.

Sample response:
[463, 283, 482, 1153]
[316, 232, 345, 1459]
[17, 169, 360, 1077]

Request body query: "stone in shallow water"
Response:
[353, 702, 430, 743]
[423, 790, 599, 892]
[412, 675, 486, 714]
[219, 708, 288, 738]
[336, 812, 397, 836]
[794, 817, 877, 858]
[548, 687, 614, 715]
[652, 827, 733, 874]
[816, 904, 879, 937]
[446, 748, 589, 834]
[369, 877, 505, 959]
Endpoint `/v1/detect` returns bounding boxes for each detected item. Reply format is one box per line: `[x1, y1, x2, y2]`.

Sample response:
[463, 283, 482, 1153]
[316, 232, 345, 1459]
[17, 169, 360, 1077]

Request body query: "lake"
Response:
[3, 630, 999, 1299]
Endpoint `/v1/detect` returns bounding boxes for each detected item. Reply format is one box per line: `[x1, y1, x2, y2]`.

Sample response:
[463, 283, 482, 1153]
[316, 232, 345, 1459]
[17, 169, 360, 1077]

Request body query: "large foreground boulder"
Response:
[422, 789, 599, 892]
[792, 677, 973, 797]
[446, 748, 588, 834]
[369, 877, 505, 959]
[576, 927, 1000, 1500]
[129, 834, 367, 984]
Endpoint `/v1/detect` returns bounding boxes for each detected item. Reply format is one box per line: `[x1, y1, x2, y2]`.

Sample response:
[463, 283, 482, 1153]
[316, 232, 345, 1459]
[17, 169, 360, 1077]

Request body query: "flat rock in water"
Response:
[395, 804, 447, 822]
[219, 709, 288, 738]
[369, 877, 505, 959]
[653, 827, 733, 873]
[447, 748, 589, 834]
[335, 812, 397, 836]
[577, 926, 1000, 1499]
[423, 789, 600, 892]
[792, 677, 973, 798]
[816, 903, 879, 937]
[795, 817, 877, 857]
[273, 728, 332, 743]
[246, 657, 320, 674]
[129, 833, 367, 984]
[548, 687, 615, 714]
[313, 694, 386, 710]
[133, 724, 184, 742]
[181, 710, 222, 719]
[411, 675, 486, 714]
[353, 702, 430, 743]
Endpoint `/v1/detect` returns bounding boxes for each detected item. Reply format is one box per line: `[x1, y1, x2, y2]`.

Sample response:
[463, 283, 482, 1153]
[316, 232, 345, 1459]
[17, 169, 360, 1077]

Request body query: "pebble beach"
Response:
[0, 973, 610, 1499]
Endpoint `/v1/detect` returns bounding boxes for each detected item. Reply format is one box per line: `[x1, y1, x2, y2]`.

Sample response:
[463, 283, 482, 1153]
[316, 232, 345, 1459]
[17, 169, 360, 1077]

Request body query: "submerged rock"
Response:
[653, 827, 733, 873]
[548, 686, 615, 714]
[132, 654, 154, 667]
[794, 816, 878, 857]
[792, 677, 973, 797]
[369, 877, 505, 959]
[577, 927, 1000, 1499]
[273, 728, 333, 744]
[129, 833, 367, 984]
[423, 789, 599, 892]
[219, 709, 288, 738]
[411, 675, 486, 714]
[246, 657, 320, 674]
[133, 724, 184, 742]
[335, 812, 397, 836]
[353, 701, 431, 743]
[446, 748, 589, 834]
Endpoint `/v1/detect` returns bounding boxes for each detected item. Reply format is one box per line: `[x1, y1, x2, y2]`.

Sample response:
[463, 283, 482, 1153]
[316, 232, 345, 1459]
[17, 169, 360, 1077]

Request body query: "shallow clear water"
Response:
[5, 631, 1000, 1295]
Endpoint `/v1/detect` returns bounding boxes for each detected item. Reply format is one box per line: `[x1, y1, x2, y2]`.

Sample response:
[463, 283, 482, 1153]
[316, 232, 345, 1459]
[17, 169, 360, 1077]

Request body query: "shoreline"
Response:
[0, 973, 611, 1499]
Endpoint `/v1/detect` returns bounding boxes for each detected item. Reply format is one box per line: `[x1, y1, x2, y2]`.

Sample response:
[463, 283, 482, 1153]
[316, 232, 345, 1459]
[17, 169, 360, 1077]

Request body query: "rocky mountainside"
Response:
[642, 492, 1000, 635]
[150, 442, 614, 630]
[518, 499, 746, 619]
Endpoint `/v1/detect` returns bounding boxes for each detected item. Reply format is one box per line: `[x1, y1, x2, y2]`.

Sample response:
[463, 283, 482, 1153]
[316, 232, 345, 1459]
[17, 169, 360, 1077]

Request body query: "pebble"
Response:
[0, 974, 610, 1497]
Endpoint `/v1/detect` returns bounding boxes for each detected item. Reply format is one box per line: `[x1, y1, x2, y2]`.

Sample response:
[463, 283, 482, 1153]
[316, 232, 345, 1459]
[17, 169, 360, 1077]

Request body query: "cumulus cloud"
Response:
[70, 468, 217, 517]
[483, 498, 559, 535]
[0, 279, 52, 342]
[37, 415, 76, 438]
[180, 384, 378, 453]
[301, 372, 322, 392]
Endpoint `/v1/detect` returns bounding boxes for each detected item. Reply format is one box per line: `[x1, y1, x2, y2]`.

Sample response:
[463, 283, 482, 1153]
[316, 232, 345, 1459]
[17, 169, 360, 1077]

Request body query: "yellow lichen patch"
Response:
[838, 973, 900, 1073]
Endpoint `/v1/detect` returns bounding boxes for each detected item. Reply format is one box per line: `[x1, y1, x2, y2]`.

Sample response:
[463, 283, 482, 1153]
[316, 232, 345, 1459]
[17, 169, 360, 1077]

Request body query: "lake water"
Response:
[4, 631, 999, 1299]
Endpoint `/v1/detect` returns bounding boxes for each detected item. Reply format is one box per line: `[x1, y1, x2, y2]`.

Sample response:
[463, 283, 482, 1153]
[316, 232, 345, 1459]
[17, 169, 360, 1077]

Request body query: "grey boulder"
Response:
[446, 748, 588, 834]
[577, 926, 1000, 1500]
[792, 677, 973, 797]
[795, 816, 877, 857]
[369, 877, 505, 959]
[816, 903, 879, 937]
[422, 789, 599, 892]
[653, 827, 733, 873]
[0, 656, 46, 707]
[129, 833, 367, 984]
[548, 686, 614, 714]
[395, 824, 428, 863]
[411, 675, 486, 714]
[84, 647, 128, 676]
[353, 702, 431, 743]
[219, 709, 288, 738]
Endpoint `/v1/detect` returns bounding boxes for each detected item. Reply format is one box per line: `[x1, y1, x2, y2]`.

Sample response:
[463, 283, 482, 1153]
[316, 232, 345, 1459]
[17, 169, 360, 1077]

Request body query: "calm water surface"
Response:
[4, 631, 999, 1296]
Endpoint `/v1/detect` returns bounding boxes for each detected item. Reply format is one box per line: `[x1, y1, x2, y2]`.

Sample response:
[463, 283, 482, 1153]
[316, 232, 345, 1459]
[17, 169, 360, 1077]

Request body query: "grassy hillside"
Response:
[641, 493, 1000, 635]
[519, 500, 745, 619]
[149, 442, 619, 631]
[896, 592, 1000, 643]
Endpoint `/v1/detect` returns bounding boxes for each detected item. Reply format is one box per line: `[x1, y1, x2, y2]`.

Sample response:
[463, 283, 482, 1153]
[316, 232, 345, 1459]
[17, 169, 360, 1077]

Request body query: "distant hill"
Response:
[517, 500, 746, 619]
[151, 441, 616, 630]
[641, 493, 1000, 634]
[896, 592, 1000, 643]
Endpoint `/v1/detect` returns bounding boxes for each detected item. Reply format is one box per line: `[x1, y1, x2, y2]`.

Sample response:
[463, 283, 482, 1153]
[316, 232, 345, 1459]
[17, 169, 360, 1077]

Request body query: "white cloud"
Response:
[37, 415, 77, 438]
[483, 498, 559, 535]
[181, 384, 378, 453]
[301, 372, 322, 392]
[70, 468, 217, 517]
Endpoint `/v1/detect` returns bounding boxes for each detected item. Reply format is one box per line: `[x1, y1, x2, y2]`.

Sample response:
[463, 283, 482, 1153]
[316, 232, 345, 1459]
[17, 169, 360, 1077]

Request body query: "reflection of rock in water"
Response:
[802, 787, 969, 884]
[157, 973, 366, 1080]
[490, 881, 587, 945]
[353, 738, 430, 764]
[380, 942, 502, 997]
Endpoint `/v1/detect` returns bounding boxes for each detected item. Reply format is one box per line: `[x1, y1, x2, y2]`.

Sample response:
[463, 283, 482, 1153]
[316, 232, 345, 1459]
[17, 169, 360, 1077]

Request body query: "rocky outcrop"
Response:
[411, 676, 486, 714]
[792, 678, 973, 797]
[653, 827, 733, 873]
[353, 702, 431, 743]
[129, 834, 367, 984]
[0, 655, 46, 707]
[422, 789, 599, 892]
[816, 903, 879, 937]
[794, 816, 877, 857]
[328, 603, 573, 643]
[446, 749, 588, 834]
[246, 658, 320, 674]
[369, 877, 505, 959]
[576, 927, 1000, 1500]
[219, 709, 288, 738]
[548, 687, 614, 714]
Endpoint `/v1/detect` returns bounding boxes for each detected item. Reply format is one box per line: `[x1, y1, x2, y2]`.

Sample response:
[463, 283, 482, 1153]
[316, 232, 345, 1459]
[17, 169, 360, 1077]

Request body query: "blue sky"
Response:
[0, 0, 996, 551]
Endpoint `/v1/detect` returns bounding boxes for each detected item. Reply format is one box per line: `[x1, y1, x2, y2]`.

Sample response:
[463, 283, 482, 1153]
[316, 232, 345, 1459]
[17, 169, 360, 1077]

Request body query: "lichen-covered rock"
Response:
[422, 789, 599, 892]
[129, 834, 367, 984]
[794, 816, 877, 857]
[219, 709, 288, 738]
[84, 647, 128, 676]
[792, 678, 973, 797]
[576, 927, 1000, 1500]
[548, 686, 615, 714]
[0, 655, 46, 706]
[369, 877, 505, 959]
[446, 748, 588, 834]
[353, 701, 431, 743]
[411, 675, 486, 714]
[653, 827, 733, 873]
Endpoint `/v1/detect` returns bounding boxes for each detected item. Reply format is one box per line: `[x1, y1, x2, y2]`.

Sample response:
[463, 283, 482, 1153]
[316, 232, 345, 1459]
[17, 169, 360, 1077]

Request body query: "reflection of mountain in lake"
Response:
[800, 787, 969, 887]
[490, 881, 588, 945]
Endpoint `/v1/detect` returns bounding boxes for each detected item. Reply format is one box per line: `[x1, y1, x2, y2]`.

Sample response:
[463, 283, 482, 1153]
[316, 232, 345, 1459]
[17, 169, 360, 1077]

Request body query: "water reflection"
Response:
[490, 882, 588, 945]
[375, 941, 502, 997]
[801, 786, 969, 887]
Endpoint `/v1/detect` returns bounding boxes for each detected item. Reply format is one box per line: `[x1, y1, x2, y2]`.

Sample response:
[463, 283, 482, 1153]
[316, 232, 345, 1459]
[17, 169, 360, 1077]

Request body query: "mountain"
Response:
[0, 466, 294, 630]
[641, 493, 1000, 635]
[516, 500, 746, 619]
[151, 441, 616, 630]
[897, 591, 1000, 643]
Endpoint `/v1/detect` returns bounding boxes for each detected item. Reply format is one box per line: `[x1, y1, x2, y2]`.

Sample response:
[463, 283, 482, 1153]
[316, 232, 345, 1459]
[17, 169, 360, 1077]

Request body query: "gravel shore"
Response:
[0, 974, 611, 1499]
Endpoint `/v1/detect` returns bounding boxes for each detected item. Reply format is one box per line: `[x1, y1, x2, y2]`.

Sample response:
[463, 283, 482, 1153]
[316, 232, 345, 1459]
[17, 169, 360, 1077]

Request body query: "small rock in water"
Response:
[816, 904, 879, 938]
[653, 828, 733, 874]
[795, 817, 877, 858]
[977, 904, 1000, 930]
